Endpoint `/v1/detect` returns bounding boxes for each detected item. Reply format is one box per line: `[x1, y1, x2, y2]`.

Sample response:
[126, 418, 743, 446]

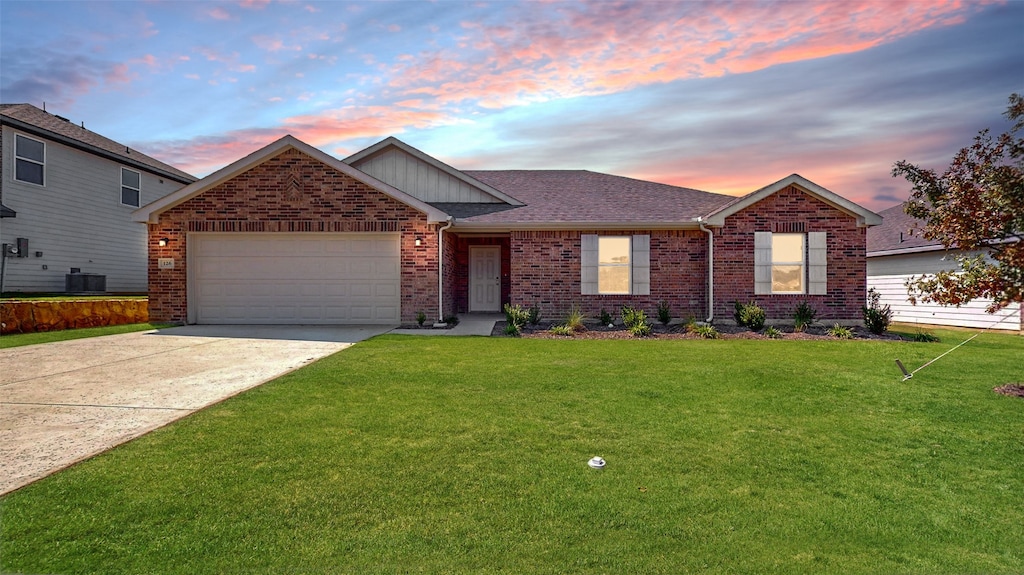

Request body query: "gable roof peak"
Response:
[133, 134, 448, 224]
[702, 173, 882, 227]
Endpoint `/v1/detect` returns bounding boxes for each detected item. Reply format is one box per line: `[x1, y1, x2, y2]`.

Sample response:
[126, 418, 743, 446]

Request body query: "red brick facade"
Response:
[147, 149, 438, 323]
[713, 185, 867, 322]
[148, 150, 867, 326]
[507, 229, 709, 321]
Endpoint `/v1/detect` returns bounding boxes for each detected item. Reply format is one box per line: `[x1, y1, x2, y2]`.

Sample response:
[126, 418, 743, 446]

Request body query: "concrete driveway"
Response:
[0, 324, 393, 495]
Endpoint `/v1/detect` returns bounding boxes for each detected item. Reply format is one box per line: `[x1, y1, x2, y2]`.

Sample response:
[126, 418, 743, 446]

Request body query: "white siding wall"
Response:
[867, 250, 1021, 331]
[1, 126, 186, 293]
[353, 148, 500, 203]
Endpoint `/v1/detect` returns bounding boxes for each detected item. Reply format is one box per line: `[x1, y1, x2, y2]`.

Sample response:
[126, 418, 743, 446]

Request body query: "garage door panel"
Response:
[192, 233, 401, 324]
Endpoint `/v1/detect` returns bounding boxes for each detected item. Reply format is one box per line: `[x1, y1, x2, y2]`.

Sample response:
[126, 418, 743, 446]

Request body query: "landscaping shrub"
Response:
[444, 315, 460, 326]
[416, 311, 427, 327]
[657, 301, 672, 325]
[503, 322, 522, 337]
[862, 288, 893, 335]
[549, 324, 575, 336]
[621, 306, 644, 329]
[764, 326, 783, 339]
[528, 304, 541, 325]
[738, 302, 766, 330]
[827, 323, 854, 339]
[693, 324, 720, 339]
[599, 309, 613, 326]
[793, 301, 817, 332]
[503, 303, 530, 333]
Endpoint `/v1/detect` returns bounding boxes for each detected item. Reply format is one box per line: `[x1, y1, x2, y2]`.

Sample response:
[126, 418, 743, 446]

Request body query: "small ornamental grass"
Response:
[764, 326, 784, 339]
[548, 324, 576, 336]
[826, 323, 855, 339]
[564, 304, 587, 333]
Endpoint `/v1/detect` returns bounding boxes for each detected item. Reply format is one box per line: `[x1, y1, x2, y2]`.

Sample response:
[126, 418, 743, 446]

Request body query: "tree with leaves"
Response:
[892, 93, 1023, 313]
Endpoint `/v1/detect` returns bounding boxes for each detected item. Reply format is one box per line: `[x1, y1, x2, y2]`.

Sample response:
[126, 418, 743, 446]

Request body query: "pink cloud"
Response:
[239, 0, 271, 9]
[144, 107, 454, 177]
[381, 1, 1001, 110]
[252, 35, 302, 52]
[207, 7, 232, 20]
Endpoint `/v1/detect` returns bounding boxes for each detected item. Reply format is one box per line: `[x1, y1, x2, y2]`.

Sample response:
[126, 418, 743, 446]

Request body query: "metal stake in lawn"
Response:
[895, 313, 1017, 381]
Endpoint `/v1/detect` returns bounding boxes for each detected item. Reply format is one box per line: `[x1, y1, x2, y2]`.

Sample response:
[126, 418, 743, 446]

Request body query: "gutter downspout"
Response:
[698, 218, 714, 323]
[433, 216, 455, 327]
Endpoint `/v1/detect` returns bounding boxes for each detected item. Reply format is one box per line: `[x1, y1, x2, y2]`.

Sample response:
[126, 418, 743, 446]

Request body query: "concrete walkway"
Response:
[391, 313, 502, 336]
[0, 325, 391, 495]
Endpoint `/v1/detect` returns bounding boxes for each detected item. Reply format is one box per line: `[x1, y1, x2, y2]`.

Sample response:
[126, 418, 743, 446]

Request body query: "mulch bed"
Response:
[993, 384, 1024, 398]
[491, 320, 906, 341]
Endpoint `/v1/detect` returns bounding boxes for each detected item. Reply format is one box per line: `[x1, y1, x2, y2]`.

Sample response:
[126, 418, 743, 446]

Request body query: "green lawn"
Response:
[2, 331, 1022, 574]
[0, 322, 173, 348]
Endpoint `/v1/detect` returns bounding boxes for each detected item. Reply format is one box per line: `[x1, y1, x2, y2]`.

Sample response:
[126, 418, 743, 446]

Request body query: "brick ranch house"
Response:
[133, 135, 882, 326]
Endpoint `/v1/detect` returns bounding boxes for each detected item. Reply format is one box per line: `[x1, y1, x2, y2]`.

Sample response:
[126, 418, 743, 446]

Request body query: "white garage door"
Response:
[191, 233, 400, 324]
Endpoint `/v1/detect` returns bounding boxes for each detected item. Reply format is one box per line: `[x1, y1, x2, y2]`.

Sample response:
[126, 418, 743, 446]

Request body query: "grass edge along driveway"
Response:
[2, 331, 1022, 574]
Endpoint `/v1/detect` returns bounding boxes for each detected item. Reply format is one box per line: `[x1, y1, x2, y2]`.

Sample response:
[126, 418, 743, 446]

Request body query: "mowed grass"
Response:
[0, 322, 173, 348]
[2, 331, 1022, 574]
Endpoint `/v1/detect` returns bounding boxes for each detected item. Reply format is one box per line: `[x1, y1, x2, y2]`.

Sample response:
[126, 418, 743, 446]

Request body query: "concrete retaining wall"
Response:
[0, 299, 149, 335]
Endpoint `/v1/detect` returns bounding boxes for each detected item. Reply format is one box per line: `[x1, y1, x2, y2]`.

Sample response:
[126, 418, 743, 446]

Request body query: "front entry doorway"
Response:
[469, 246, 501, 312]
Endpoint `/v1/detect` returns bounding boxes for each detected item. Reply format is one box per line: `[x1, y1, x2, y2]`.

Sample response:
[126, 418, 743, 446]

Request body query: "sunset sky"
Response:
[2, 0, 1021, 211]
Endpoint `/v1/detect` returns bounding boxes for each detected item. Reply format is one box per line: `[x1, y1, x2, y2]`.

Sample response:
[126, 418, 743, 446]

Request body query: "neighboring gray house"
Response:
[1, 104, 195, 293]
[866, 203, 1022, 331]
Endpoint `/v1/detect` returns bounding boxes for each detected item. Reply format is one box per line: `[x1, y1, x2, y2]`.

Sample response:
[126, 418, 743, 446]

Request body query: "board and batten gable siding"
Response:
[351, 147, 502, 203]
[0, 125, 185, 292]
[867, 250, 1022, 331]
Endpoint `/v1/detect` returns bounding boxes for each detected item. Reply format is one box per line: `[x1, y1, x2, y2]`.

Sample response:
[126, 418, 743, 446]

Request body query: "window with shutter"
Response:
[580, 234, 650, 295]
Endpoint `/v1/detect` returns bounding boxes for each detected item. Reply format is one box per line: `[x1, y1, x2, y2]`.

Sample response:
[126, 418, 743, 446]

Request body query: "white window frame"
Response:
[755, 231, 827, 295]
[14, 133, 45, 186]
[120, 167, 142, 207]
[581, 234, 650, 296]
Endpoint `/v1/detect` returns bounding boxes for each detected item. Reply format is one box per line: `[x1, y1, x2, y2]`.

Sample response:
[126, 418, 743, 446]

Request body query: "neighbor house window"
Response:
[771, 233, 804, 293]
[121, 168, 141, 207]
[754, 231, 827, 295]
[581, 234, 650, 296]
[14, 134, 45, 186]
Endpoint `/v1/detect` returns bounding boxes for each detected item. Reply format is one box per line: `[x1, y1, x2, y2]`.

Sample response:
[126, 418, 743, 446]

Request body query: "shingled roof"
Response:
[1, 103, 195, 184]
[867, 203, 942, 255]
[456, 170, 734, 227]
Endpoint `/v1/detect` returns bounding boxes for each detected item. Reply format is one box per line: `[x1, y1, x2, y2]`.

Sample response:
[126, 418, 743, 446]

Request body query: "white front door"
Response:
[469, 246, 501, 312]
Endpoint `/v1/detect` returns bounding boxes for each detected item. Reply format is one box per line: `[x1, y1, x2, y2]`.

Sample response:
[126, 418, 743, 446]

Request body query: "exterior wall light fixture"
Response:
[414, 236, 423, 247]
[158, 238, 171, 247]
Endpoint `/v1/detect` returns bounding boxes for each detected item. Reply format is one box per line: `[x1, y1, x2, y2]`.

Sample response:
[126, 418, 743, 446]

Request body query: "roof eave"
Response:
[134, 135, 450, 224]
[450, 220, 706, 233]
[867, 244, 948, 257]
[1, 114, 196, 185]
